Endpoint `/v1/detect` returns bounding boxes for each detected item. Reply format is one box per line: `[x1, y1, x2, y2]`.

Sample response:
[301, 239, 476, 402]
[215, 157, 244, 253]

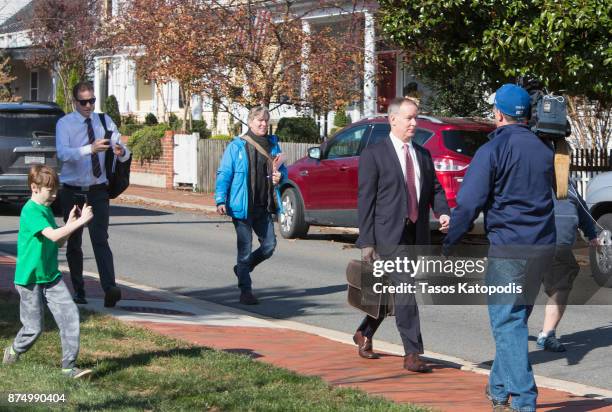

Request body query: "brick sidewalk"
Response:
[0, 255, 609, 411]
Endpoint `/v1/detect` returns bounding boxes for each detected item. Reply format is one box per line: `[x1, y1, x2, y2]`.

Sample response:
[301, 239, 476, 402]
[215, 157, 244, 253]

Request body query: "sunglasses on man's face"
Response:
[76, 98, 96, 107]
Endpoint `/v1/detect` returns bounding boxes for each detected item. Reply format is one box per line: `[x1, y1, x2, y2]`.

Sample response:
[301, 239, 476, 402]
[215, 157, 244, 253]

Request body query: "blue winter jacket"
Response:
[215, 135, 288, 219]
[443, 123, 556, 249]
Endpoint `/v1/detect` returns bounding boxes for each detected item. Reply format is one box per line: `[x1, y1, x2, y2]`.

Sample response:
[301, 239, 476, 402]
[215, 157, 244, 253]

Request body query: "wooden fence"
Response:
[196, 141, 612, 196]
[196, 140, 313, 193]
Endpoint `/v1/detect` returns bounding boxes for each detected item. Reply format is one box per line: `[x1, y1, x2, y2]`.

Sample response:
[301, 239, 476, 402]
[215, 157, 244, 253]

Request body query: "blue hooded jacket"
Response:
[444, 123, 556, 248]
[215, 135, 287, 219]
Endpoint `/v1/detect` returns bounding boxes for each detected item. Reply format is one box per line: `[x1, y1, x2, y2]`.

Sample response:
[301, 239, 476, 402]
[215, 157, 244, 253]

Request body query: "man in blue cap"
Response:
[443, 84, 556, 412]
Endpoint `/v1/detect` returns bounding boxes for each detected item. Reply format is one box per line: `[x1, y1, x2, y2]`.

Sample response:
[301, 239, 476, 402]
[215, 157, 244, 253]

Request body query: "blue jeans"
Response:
[232, 206, 276, 292]
[486, 257, 543, 412]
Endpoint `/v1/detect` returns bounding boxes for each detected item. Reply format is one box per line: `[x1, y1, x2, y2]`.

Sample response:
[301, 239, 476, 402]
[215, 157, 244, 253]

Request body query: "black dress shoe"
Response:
[104, 286, 122, 308]
[73, 296, 88, 305]
[239, 291, 259, 305]
[403, 353, 432, 373]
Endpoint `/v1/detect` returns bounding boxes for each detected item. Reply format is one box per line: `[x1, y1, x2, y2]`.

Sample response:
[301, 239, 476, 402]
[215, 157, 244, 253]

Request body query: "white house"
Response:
[0, 0, 54, 102]
[93, 0, 431, 136]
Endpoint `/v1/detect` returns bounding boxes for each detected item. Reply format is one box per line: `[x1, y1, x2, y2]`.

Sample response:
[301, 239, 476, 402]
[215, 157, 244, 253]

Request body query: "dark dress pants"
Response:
[60, 187, 116, 297]
[357, 222, 424, 354]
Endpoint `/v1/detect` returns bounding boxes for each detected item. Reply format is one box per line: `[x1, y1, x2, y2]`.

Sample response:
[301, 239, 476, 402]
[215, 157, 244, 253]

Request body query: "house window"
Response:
[30, 71, 38, 101]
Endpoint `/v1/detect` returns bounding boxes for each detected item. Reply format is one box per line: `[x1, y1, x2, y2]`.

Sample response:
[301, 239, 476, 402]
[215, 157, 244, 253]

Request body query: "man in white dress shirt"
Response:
[56, 81, 130, 307]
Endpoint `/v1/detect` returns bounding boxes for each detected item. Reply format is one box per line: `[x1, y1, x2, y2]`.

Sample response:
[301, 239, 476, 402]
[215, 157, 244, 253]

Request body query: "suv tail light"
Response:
[433, 158, 469, 172]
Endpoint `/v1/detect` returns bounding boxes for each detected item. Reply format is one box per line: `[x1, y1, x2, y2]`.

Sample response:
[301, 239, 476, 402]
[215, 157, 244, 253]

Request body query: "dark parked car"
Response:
[278, 115, 495, 238]
[0, 102, 64, 211]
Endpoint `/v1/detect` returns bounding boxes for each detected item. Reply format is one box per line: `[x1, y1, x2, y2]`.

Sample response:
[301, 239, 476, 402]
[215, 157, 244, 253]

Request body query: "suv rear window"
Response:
[0, 112, 62, 138]
[442, 130, 489, 157]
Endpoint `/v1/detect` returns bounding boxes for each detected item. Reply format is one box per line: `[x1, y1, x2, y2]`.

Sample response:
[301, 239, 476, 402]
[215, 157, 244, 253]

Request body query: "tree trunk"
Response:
[57, 67, 70, 113]
[155, 82, 168, 122]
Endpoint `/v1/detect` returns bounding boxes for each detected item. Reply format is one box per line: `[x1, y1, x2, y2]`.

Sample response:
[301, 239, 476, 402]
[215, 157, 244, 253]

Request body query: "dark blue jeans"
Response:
[232, 206, 276, 292]
[486, 257, 544, 412]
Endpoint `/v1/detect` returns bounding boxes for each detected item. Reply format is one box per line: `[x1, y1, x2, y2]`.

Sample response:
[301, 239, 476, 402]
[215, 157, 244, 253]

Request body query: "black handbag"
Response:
[99, 113, 132, 199]
[346, 259, 395, 318]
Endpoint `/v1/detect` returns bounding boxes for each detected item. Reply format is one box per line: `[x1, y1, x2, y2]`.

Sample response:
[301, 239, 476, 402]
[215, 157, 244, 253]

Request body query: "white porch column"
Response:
[363, 10, 376, 117]
[191, 94, 202, 120]
[300, 19, 311, 115]
[93, 58, 101, 111]
[118, 57, 128, 113]
[125, 58, 137, 113]
[152, 81, 158, 115]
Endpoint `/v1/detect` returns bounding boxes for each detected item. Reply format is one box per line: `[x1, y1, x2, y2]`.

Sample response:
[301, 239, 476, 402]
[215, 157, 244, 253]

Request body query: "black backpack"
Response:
[99, 113, 132, 199]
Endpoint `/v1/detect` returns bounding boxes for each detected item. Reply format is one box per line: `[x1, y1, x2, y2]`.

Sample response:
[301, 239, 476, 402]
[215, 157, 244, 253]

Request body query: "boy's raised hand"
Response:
[79, 203, 94, 224]
[67, 205, 80, 223]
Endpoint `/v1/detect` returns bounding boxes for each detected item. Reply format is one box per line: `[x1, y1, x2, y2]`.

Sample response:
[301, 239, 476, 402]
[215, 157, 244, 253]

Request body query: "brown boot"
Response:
[403, 353, 432, 373]
[353, 331, 380, 359]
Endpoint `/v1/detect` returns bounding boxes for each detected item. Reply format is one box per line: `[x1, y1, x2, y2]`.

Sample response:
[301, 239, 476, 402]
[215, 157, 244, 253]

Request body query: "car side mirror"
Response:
[308, 147, 321, 160]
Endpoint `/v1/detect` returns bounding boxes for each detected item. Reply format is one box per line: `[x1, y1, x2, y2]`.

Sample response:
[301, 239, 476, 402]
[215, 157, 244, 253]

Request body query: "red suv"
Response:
[278, 115, 494, 238]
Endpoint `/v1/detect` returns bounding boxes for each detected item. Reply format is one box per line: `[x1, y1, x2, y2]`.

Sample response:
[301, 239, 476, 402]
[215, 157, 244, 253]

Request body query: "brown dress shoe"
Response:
[353, 331, 380, 359]
[403, 353, 432, 373]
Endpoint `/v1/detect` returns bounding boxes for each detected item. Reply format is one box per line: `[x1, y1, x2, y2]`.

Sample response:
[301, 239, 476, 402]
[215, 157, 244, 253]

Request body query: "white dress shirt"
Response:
[56, 111, 131, 186]
[390, 132, 421, 202]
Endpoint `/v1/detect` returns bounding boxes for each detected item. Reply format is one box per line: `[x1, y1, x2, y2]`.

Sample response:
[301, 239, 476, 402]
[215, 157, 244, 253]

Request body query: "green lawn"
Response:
[0, 291, 429, 411]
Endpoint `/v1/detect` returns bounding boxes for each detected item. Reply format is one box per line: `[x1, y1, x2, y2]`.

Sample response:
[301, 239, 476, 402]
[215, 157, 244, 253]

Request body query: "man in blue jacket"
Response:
[215, 106, 287, 305]
[443, 84, 556, 412]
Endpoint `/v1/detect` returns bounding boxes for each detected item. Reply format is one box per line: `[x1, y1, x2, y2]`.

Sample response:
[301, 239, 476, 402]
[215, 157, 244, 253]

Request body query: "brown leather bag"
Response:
[346, 259, 395, 318]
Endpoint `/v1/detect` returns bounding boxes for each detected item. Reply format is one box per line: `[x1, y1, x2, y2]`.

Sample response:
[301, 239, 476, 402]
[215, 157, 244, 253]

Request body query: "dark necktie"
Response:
[403, 144, 418, 223]
[85, 118, 102, 178]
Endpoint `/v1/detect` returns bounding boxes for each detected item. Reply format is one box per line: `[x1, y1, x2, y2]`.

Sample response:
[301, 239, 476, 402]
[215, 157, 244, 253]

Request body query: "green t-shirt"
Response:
[14, 199, 61, 286]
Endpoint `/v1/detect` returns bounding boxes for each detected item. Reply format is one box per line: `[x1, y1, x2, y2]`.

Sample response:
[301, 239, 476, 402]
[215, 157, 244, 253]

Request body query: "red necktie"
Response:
[403, 144, 418, 223]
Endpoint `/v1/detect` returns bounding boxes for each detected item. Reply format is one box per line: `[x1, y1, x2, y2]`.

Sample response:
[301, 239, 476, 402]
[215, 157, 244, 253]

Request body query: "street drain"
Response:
[118, 306, 195, 316]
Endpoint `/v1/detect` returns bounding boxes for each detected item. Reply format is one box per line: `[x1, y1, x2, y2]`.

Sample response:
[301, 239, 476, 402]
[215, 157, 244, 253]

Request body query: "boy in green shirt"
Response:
[3, 165, 94, 379]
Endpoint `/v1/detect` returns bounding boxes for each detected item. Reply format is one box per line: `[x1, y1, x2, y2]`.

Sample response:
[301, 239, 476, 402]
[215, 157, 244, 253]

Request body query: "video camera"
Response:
[517, 76, 572, 199]
[517, 76, 570, 139]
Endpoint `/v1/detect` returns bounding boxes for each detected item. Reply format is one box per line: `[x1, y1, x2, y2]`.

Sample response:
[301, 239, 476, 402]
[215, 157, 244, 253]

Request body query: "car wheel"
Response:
[280, 188, 309, 239]
[590, 213, 612, 288]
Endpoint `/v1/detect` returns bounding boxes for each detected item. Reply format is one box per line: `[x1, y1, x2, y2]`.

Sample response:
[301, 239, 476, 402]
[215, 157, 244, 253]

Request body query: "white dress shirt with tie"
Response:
[389, 132, 421, 202]
[56, 111, 131, 186]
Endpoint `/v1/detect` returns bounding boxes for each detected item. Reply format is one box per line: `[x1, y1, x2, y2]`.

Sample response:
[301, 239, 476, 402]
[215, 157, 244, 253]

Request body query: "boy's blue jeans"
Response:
[232, 206, 276, 292]
[13, 278, 80, 369]
[486, 257, 546, 412]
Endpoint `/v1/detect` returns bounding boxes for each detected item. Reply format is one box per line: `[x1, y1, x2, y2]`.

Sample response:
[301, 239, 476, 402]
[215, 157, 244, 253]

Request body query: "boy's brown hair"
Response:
[28, 165, 59, 191]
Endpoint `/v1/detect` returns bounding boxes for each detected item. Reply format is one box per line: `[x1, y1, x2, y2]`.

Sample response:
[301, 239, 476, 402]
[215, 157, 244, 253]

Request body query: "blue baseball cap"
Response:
[493, 84, 530, 118]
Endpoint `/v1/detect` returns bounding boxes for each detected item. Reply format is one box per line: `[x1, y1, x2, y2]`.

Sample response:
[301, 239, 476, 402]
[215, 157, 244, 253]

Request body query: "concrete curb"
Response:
[117, 194, 218, 213]
[115, 194, 360, 235]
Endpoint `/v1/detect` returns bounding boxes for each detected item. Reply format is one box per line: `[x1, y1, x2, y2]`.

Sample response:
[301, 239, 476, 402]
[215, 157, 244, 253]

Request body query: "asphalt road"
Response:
[0, 202, 611, 390]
